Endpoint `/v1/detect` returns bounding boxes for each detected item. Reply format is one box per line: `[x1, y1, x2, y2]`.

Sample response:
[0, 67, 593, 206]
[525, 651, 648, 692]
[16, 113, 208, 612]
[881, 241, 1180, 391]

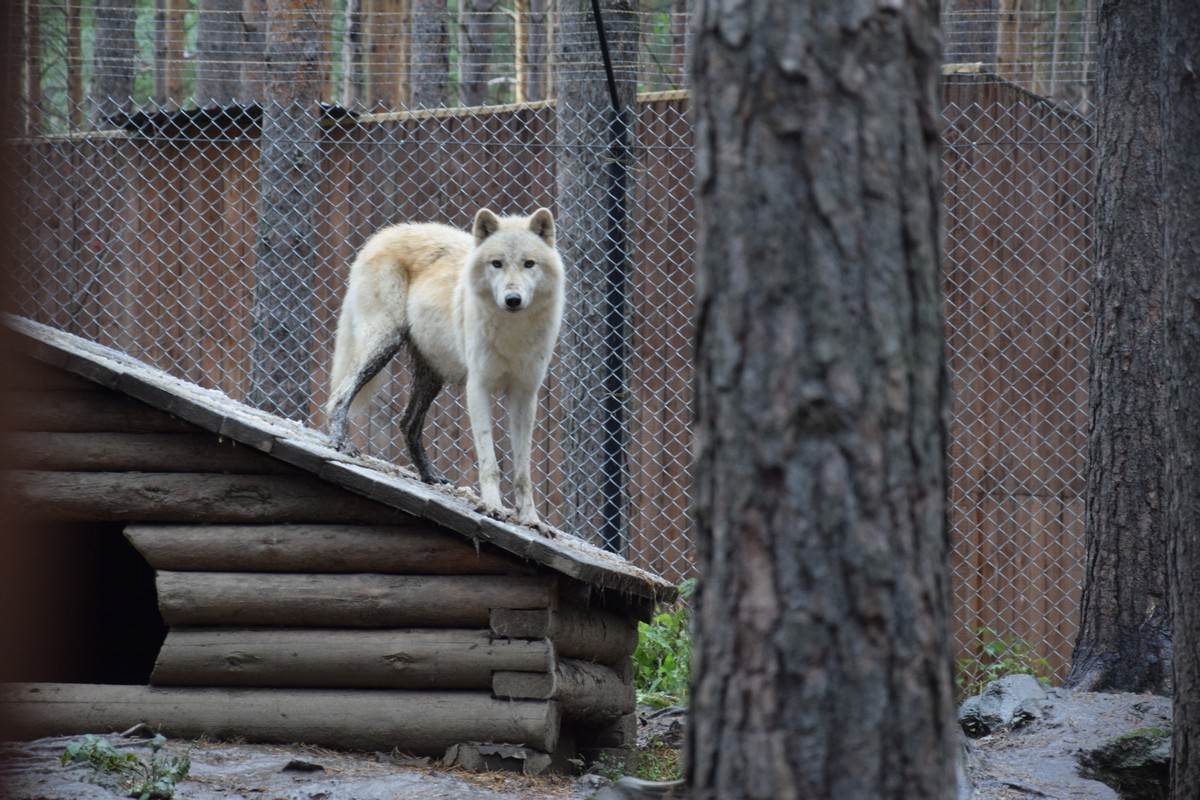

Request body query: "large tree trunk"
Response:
[1063, 0, 1169, 696]
[409, 0, 449, 108]
[247, 0, 326, 419]
[688, 2, 955, 798]
[554, 0, 638, 552]
[90, 0, 136, 127]
[1163, 0, 1200, 795]
[195, 0, 247, 106]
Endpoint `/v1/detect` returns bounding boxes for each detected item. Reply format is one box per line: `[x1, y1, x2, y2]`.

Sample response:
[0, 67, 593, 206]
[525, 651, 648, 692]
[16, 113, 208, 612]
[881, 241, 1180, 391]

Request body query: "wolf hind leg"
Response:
[402, 349, 449, 485]
[326, 328, 406, 455]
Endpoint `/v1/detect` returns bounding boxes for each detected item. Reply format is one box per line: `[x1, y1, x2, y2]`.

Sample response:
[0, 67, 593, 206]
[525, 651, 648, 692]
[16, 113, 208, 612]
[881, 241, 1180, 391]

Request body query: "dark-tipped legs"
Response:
[401, 349, 449, 484]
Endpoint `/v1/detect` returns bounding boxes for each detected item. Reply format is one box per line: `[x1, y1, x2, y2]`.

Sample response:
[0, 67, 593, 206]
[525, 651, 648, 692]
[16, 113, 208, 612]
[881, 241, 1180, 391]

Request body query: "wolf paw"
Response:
[525, 519, 557, 538]
[331, 437, 361, 457]
[420, 472, 454, 486]
[473, 501, 509, 521]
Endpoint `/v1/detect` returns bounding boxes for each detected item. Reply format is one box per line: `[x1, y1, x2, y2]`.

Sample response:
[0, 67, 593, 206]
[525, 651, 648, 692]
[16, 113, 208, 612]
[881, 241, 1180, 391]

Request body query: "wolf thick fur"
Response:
[326, 208, 565, 527]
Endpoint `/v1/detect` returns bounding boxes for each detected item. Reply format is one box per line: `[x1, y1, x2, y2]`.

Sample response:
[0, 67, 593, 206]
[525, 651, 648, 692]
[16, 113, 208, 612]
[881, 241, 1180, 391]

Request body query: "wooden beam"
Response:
[493, 657, 634, 725]
[5, 471, 413, 524]
[6, 432, 301, 474]
[1, 683, 560, 754]
[157, 572, 555, 627]
[151, 628, 555, 688]
[124, 524, 522, 574]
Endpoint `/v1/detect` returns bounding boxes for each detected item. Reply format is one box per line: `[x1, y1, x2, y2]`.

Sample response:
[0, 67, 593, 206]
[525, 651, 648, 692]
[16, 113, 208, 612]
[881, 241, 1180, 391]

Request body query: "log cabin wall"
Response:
[1, 330, 667, 767]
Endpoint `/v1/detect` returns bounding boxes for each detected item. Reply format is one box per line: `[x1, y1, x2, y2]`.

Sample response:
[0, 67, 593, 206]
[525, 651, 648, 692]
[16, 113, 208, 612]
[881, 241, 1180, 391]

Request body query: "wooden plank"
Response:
[6, 432, 301, 474]
[493, 657, 633, 725]
[125, 524, 521, 574]
[5, 471, 413, 524]
[151, 628, 554, 688]
[2, 390, 199, 433]
[157, 572, 555, 627]
[0, 683, 560, 754]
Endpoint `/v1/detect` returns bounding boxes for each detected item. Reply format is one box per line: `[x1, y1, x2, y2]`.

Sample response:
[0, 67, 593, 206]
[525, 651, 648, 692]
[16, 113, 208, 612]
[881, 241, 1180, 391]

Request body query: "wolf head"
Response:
[469, 208, 564, 314]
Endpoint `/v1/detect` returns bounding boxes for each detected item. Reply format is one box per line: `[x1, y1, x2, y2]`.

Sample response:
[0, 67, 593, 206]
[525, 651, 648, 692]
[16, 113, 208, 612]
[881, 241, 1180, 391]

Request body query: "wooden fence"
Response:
[11, 76, 1092, 678]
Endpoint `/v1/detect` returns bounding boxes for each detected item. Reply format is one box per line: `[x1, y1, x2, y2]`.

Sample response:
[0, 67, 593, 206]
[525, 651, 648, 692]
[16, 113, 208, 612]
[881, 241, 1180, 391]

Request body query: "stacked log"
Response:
[4, 354, 648, 766]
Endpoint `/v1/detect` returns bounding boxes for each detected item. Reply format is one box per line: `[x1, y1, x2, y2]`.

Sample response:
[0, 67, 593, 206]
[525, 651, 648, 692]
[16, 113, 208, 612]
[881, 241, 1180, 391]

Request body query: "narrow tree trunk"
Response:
[241, 0, 268, 102]
[689, 2, 955, 798]
[65, 0, 83, 129]
[524, 0, 548, 101]
[457, 0, 498, 106]
[365, 0, 409, 111]
[1163, 1, 1200, 794]
[154, 0, 187, 107]
[1064, 0, 1169, 697]
[90, 0, 135, 127]
[409, 0, 448, 108]
[195, 0, 247, 106]
[554, 0, 637, 552]
[247, 0, 326, 419]
[340, 0, 364, 106]
[25, 0, 42, 134]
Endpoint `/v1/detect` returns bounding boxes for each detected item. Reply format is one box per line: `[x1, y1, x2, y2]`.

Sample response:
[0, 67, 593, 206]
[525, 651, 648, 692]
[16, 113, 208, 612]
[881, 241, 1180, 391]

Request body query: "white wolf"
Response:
[326, 208, 565, 529]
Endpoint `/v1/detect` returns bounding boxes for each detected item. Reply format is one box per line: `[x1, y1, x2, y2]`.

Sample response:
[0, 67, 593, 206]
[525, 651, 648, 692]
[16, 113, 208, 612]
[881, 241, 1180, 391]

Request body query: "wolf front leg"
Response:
[508, 383, 541, 527]
[466, 375, 505, 516]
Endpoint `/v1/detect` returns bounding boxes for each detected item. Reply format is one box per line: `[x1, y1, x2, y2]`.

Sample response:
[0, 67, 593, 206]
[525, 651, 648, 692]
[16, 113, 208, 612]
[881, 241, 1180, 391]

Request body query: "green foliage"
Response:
[632, 578, 695, 708]
[957, 626, 1054, 699]
[636, 738, 683, 782]
[61, 734, 191, 800]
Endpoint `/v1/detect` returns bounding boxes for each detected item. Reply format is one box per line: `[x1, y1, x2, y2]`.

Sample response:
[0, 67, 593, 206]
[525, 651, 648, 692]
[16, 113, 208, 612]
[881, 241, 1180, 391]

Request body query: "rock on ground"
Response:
[966, 688, 1171, 800]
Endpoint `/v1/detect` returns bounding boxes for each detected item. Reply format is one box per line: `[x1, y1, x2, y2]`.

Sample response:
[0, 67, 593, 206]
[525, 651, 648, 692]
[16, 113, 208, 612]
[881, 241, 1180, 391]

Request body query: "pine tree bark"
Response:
[1163, 0, 1200, 794]
[1063, 0, 1170, 697]
[195, 0, 247, 106]
[247, 0, 325, 419]
[409, 0, 449, 108]
[554, 0, 638, 552]
[90, 0, 135, 127]
[457, 0, 498, 106]
[688, 2, 956, 798]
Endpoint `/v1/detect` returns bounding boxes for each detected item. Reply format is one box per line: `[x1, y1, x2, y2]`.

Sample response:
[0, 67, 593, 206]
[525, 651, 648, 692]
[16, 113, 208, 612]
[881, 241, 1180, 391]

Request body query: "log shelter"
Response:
[0, 316, 677, 772]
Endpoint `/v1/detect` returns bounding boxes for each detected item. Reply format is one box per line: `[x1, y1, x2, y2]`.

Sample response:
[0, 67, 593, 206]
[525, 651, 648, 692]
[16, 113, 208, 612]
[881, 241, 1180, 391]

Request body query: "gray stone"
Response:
[1077, 726, 1171, 800]
[958, 674, 1049, 738]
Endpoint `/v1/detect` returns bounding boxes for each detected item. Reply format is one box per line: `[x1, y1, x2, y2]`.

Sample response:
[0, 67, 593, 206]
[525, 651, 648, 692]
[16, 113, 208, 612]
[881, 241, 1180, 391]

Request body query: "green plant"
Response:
[633, 578, 695, 708]
[956, 626, 1053, 699]
[636, 737, 683, 782]
[61, 734, 191, 800]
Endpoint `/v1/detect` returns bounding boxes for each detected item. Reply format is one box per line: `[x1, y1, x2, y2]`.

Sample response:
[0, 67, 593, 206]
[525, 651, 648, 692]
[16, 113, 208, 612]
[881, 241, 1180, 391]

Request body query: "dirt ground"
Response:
[0, 735, 607, 800]
[0, 693, 1171, 800]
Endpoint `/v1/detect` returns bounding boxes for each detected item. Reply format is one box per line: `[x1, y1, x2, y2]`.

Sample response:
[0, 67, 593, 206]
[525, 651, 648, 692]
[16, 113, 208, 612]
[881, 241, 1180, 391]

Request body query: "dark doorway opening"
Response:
[1, 521, 165, 684]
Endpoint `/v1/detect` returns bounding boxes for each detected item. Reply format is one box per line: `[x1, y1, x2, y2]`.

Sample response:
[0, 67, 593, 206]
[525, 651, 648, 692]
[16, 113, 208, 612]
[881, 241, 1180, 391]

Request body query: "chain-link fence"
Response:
[8, 3, 1096, 683]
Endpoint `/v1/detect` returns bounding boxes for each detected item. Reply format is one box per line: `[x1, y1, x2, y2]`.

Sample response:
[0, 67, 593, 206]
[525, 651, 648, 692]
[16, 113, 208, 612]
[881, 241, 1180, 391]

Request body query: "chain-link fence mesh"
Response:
[7, 3, 1096, 684]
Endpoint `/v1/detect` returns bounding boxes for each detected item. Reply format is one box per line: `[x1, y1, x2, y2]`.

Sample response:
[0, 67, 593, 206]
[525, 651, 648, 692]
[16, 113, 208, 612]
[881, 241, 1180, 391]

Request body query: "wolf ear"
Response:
[473, 209, 502, 245]
[528, 208, 555, 248]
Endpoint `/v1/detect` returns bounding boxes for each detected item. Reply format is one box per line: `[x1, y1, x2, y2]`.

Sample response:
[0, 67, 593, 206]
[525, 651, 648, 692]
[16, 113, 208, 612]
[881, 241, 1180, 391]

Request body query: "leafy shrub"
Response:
[957, 626, 1053, 699]
[61, 733, 191, 800]
[633, 578, 695, 708]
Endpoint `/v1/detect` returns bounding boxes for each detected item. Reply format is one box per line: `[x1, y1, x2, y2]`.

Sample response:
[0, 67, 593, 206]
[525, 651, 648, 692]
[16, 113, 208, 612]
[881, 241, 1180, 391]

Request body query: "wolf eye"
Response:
[524, 260, 535, 269]
[491, 259, 503, 269]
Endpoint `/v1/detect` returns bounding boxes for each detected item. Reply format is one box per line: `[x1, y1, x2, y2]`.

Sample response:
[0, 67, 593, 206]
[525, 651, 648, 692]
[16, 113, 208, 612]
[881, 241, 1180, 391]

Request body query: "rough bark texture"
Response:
[457, 0, 499, 106]
[247, 0, 325, 419]
[1162, 1, 1200, 795]
[688, 2, 955, 799]
[1064, 0, 1170, 696]
[554, 0, 638, 551]
[195, 0, 247, 105]
[409, 0, 449, 107]
[90, 0, 135, 127]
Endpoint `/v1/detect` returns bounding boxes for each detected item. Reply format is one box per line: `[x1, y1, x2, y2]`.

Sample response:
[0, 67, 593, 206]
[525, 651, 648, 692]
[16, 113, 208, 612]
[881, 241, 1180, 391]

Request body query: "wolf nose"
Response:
[505, 293, 523, 309]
